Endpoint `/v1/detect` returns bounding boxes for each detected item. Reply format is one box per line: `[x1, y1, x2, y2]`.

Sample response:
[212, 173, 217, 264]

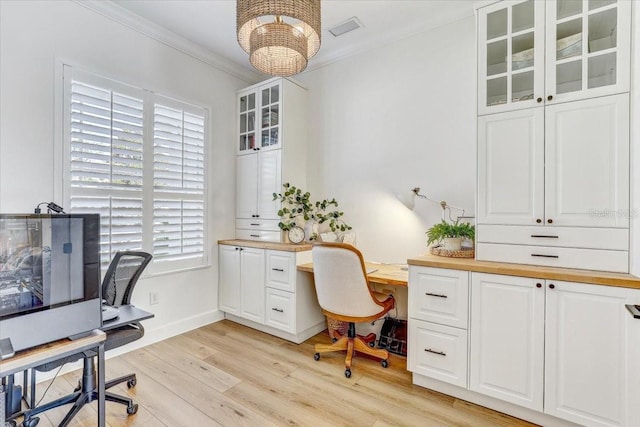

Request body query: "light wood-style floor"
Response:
[26, 320, 537, 427]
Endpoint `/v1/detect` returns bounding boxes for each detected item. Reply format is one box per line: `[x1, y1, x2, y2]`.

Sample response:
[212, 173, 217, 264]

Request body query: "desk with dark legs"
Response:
[0, 330, 106, 427]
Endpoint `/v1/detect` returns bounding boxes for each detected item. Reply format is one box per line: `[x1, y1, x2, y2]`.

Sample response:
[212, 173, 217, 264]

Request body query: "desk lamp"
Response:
[398, 187, 464, 222]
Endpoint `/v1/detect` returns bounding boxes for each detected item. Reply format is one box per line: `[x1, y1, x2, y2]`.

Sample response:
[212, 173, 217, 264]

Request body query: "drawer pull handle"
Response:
[425, 348, 446, 356]
[250, 234, 260, 237]
[250, 223, 260, 226]
[272, 268, 285, 272]
[425, 293, 447, 298]
[531, 254, 559, 258]
[271, 307, 284, 313]
[530, 235, 558, 239]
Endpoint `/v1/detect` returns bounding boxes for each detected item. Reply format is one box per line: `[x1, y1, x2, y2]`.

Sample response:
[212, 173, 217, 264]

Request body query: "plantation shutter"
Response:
[153, 102, 206, 261]
[68, 79, 144, 268]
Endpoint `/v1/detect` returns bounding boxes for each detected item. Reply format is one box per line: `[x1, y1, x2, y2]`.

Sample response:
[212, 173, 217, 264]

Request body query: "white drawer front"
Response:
[235, 229, 281, 242]
[265, 288, 295, 333]
[408, 320, 468, 388]
[409, 267, 469, 329]
[476, 243, 629, 273]
[236, 218, 281, 231]
[266, 250, 296, 292]
[477, 224, 629, 250]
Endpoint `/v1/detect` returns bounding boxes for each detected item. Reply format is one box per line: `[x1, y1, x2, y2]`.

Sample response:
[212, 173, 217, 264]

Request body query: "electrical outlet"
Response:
[149, 292, 159, 305]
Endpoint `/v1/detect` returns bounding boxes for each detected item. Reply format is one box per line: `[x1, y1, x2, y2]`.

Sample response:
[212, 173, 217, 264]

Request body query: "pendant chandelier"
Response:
[237, 0, 321, 77]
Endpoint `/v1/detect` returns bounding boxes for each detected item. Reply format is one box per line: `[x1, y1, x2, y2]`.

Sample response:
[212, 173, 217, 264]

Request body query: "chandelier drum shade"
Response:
[237, 0, 321, 76]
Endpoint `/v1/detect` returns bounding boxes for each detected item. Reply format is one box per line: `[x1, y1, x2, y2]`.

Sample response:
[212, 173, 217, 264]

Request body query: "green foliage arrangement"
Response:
[273, 183, 352, 237]
[426, 219, 475, 247]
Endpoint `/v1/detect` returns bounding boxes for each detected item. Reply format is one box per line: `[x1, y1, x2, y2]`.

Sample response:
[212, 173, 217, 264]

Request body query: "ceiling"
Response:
[109, 0, 477, 78]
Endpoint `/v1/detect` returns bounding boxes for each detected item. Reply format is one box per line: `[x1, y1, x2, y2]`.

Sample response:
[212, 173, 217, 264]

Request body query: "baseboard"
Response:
[412, 374, 580, 427]
[29, 309, 225, 385]
[225, 313, 326, 344]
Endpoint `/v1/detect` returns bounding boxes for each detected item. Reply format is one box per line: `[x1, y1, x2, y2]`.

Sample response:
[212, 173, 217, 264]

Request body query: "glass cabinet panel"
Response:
[551, 0, 622, 97]
[238, 93, 256, 152]
[480, 0, 539, 112]
[260, 83, 281, 148]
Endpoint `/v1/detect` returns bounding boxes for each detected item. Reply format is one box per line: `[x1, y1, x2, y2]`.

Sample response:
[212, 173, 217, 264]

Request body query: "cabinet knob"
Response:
[547, 219, 553, 224]
[549, 284, 555, 289]
[235, 247, 239, 250]
[536, 97, 542, 103]
[536, 283, 542, 288]
[547, 95, 553, 101]
[536, 218, 542, 224]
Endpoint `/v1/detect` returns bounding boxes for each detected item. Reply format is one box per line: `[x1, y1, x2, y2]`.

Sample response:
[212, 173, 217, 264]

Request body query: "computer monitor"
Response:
[0, 214, 101, 356]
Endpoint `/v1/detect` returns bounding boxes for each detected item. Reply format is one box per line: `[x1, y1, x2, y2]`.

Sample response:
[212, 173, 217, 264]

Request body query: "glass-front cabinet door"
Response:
[478, 0, 545, 115]
[237, 80, 282, 154]
[238, 91, 256, 154]
[259, 82, 281, 151]
[545, 0, 630, 104]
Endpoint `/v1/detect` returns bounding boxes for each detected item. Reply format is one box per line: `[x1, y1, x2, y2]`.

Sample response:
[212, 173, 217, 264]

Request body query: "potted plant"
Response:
[426, 219, 475, 251]
[273, 183, 352, 241]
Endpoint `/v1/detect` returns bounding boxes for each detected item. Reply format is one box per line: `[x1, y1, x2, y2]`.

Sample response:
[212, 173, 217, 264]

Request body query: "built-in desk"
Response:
[297, 262, 408, 287]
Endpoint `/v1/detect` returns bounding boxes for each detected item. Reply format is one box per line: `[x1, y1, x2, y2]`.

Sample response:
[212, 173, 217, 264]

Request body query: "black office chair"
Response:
[22, 251, 152, 427]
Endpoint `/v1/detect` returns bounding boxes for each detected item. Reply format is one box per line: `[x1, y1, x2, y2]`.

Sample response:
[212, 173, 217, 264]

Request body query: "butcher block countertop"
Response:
[218, 239, 312, 252]
[407, 253, 640, 290]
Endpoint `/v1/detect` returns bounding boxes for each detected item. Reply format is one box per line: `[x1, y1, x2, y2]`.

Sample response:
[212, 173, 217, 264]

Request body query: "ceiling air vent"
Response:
[328, 17, 362, 37]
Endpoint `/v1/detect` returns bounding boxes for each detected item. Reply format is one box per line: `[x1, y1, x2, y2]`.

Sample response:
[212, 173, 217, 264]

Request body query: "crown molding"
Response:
[73, 0, 261, 84]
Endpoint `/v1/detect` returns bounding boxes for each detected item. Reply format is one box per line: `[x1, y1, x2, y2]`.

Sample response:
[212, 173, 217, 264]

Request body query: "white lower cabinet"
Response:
[409, 266, 640, 427]
[218, 243, 325, 343]
[469, 272, 640, 427]
[544, 280, 640, 427]
[409, 321, 467, 388]
[408, 267, 470, 388]
[470, 273, 545, 411]
[218, 245, 265, 322]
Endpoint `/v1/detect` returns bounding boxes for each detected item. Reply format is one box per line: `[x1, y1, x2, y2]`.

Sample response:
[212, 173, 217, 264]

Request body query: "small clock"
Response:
[288, 225, 305, 244]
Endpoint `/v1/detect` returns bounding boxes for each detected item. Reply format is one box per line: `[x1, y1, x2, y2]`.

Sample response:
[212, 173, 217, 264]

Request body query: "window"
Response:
[63, 66, 208, 272]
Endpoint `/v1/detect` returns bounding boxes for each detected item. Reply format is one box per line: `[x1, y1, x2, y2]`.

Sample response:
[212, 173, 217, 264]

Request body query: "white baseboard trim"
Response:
[412, 374, 580, 427]
[28, 309, 225, 386]
[225, 313, 326, 344]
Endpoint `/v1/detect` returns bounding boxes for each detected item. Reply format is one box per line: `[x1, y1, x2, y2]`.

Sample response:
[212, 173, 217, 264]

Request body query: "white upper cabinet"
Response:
[477, 107, 544, 225]
[238, 80, 282, 154]
[478, 0, 545, 115]
[478, 0, 630, 115]
[235, 78, 308, 241]
[545, 0, 631, 105]
[545, 93, 629, 228]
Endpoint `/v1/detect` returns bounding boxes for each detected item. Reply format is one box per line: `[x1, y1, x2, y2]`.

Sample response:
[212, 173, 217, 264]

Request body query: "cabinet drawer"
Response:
[476, 243, 629, 273]
[409, 267, 469, 329]
[236, 229, 281, 242]
[477, 224, 629, 251]
[408, 320, 468, 388]
[236, 218, 281, 231]
[265, 288, 295, 333]
[266, 250, 296, 292]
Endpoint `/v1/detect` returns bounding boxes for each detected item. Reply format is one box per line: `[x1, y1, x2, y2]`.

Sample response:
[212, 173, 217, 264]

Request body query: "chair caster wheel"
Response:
[127, 403, 139, 415]
[381, 359, 389, 368]
[344, 368, 352, 378]
[368, 341, 375, 348]
[23, 417, 40, 427]
[314, 352, 320, 361]
[127, 376, 137, 388]
[331, 337, 338, 343]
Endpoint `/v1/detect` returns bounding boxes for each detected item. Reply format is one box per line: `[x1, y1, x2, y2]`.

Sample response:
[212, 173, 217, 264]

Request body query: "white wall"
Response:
[0, 0, 247, 344]
[297, 16, 477, 263]
[632, 2, 640, 277]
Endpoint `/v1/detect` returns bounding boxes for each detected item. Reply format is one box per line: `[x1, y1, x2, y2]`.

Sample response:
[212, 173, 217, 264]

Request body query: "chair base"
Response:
[22, 357, 138, 427]
[314, 322, 389, 378]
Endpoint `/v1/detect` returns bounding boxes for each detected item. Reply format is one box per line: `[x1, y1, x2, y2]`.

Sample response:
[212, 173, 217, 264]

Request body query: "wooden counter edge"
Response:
[219, 239, 312, 252]
[297, 262, 408, 287]
[0, 329, 106, 377]
[407, 254, 640, 289]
